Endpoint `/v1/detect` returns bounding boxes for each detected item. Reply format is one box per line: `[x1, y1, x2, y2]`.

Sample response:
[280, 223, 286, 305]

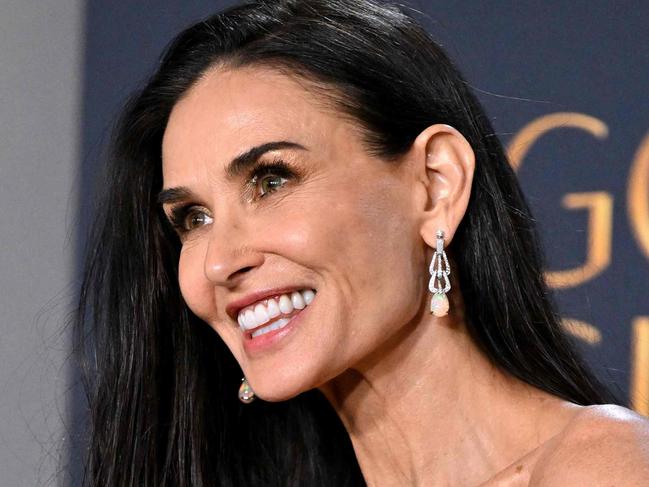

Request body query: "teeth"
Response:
[253, 303, 270, 325]
[267, 298, 281, 318]
[303, 289, 315, 305]
[237, 288, 316, 332]
[244, 309, 255, 329]
[251, 317, 291, 338]
[291, 291, 305, 310]
[278, 294, 293, 314]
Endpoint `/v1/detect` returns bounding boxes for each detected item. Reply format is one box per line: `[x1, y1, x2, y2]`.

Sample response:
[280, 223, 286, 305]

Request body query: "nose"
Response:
[202, 219, 264, 286]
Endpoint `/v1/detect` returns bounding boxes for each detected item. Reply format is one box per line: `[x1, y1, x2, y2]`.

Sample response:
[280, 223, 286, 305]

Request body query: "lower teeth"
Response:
[251, 317, 292, 338]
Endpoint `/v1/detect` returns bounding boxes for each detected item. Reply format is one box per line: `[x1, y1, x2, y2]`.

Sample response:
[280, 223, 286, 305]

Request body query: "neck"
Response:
[318, 301, 579, 486]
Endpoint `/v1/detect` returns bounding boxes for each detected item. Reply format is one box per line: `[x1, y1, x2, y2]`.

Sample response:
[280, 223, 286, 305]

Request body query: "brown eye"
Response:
[185, 209, 213, 230]
[167, 205, 213, 235]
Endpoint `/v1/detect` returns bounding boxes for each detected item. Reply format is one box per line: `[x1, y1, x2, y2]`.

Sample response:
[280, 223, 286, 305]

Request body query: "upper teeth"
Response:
[237, 289, 315, 332]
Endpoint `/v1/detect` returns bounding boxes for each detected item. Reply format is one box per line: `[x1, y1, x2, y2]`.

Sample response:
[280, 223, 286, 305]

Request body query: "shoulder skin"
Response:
[529, 404, 649, 487]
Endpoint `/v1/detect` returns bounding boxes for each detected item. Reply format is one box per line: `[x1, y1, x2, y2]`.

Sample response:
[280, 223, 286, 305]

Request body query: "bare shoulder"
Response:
[530, 404, 649, 486]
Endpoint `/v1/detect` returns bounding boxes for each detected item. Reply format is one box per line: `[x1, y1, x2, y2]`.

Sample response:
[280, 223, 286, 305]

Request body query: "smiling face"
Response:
[161, 65, 428, 401]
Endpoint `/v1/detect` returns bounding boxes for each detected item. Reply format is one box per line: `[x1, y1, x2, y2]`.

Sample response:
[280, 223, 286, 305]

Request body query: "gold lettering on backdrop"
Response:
[562, 318, 602, 345]
[631, 317, 649, 416]
[546, 192, 613, 288]
[628, 132, 649, 260]
[507, 113, 612, 288]
[508, 112, 608, 171]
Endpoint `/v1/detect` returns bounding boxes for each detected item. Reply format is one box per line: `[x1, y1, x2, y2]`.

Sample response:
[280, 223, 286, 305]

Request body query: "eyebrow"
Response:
[157, 140, 307, 205]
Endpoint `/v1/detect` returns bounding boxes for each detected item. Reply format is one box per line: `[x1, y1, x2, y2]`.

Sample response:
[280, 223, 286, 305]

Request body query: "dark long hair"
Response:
[75, 0, 619, 485]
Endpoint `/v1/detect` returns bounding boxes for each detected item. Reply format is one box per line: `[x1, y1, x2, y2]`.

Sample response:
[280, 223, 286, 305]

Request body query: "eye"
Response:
[184, 208, 213, 230]
[167, 205, 213, 235]
[247, 159, 296, 200]
[255, 173, 288, 198]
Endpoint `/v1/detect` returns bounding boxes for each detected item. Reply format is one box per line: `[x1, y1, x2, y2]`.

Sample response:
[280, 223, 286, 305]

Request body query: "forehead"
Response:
[162, 65, 352, 180]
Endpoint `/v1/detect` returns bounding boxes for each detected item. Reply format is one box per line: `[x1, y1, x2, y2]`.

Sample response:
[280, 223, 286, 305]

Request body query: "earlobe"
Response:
[412, 124, 475, 246]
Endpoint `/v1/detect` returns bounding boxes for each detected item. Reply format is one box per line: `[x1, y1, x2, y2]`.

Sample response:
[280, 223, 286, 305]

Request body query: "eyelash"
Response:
[167, 158, 296, 235]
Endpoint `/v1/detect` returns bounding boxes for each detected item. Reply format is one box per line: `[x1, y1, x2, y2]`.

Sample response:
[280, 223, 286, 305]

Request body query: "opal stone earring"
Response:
[238, 377, 256, 403]
[428, 230, 451, 317]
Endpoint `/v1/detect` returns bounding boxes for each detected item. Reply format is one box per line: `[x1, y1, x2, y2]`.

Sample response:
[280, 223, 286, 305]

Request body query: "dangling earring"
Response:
[238, 377, 256, 404]
[428, 230, 451, 317]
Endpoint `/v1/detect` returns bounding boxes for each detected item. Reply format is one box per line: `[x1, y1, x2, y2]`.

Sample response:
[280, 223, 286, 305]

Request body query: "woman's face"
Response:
[161, 65, 428, 401]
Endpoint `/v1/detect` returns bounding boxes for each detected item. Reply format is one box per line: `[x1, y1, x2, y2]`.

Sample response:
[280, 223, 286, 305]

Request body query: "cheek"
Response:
[177, 240, 215, 322]
[275, 175, 423, 340]
[330, 176, 424, 350]
[177, 239, 246, 365]
[355, 192, 422, 316]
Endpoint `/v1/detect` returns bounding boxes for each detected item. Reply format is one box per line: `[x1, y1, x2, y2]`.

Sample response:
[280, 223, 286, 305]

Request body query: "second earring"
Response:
[238, 377, 256, 404]
[428, 230, 451, 317]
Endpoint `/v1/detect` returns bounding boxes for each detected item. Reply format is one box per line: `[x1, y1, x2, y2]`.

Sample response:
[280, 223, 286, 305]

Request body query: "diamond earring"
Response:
[238, 377, 256, 404]
[428, 230, 451, 317]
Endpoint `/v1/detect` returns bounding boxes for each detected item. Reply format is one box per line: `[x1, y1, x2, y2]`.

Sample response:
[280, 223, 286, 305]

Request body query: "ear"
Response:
[410, 124, 475, 248]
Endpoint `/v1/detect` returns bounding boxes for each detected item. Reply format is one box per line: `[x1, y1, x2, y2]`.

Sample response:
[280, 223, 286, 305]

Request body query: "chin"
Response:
[246, 366, 315, 402]
[247, 340, 346, 399]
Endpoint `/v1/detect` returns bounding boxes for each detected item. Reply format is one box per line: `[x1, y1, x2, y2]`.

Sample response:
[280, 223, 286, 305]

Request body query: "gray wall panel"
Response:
[0, 0, 84, 485]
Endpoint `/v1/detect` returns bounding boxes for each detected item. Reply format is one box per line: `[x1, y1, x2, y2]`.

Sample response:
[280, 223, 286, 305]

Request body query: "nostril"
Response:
[233, 266, 255, 278]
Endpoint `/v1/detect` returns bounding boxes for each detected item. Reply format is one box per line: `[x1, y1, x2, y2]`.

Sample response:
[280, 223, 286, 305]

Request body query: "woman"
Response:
[76, 0, 649, 485]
